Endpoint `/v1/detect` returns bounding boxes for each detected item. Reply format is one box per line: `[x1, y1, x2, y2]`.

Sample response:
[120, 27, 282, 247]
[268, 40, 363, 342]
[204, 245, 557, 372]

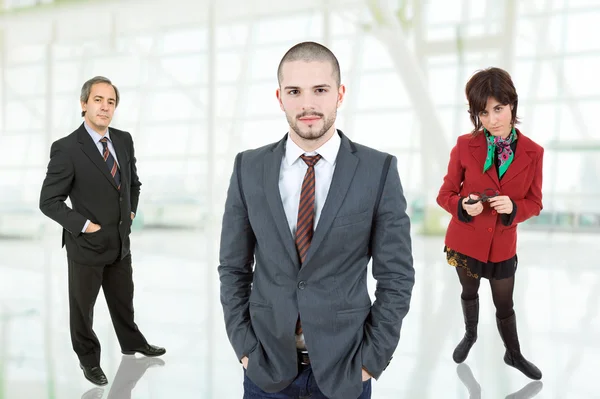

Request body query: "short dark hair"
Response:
[80, 76, 120, 117]
[465, 67, 519, 135]
[277, 41, 341, 87]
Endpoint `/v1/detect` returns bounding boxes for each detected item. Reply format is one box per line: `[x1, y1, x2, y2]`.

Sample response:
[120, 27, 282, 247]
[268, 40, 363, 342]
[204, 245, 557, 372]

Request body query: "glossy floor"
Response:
[0, 227, 596, 398]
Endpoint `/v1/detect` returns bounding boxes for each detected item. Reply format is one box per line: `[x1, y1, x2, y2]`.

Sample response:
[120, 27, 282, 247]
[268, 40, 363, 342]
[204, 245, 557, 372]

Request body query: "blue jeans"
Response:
[243, 366, 371, 399]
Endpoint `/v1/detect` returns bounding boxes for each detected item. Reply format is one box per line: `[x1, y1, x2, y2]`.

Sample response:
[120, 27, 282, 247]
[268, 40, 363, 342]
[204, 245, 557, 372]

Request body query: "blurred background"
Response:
[0, 0, 598, 398]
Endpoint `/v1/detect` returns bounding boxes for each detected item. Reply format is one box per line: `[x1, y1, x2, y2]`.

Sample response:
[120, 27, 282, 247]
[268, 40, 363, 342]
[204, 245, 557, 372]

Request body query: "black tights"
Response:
[455, 266, 515, 319]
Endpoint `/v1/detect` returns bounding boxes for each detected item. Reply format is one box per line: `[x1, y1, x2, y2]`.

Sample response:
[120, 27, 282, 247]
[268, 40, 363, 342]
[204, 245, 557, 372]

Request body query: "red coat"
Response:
[436, 129, 544, 263]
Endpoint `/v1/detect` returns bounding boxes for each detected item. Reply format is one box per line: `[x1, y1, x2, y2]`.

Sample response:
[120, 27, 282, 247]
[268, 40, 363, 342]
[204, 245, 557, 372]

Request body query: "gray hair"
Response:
[80, 76, 120, 117]
[277, 41, 341, 87]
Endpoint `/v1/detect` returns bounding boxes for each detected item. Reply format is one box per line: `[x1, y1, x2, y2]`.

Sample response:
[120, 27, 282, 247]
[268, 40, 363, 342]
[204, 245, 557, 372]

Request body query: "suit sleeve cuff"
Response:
[501, 200, 517, 226]
[457, 197, 472, 223]
[81, 220, 91, 233]
[234, 326, 258, 362]
[362, 365, 375, 379]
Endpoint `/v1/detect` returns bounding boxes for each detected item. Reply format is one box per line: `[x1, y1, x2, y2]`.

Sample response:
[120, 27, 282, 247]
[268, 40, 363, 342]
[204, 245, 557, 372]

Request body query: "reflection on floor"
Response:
[0, 227, 597, 398]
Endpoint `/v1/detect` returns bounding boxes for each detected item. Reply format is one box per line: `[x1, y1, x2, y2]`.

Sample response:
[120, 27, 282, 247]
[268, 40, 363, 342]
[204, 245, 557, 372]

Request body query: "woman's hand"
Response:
[462, 197, 483, 217]
[488, 196, 513, 214]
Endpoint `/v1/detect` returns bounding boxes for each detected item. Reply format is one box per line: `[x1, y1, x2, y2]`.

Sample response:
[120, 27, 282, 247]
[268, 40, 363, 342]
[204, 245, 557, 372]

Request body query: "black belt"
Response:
[297, 350, 310, 366]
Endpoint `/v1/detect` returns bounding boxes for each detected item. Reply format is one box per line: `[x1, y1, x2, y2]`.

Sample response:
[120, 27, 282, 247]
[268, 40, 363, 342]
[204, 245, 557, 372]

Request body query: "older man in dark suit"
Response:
[40, 76, 165, 386]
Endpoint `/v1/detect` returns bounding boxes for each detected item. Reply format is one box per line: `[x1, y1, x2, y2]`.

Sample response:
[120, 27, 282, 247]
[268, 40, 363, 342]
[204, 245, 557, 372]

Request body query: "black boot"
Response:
[453, 297, 479, 363]
[496, 312, 542, 380]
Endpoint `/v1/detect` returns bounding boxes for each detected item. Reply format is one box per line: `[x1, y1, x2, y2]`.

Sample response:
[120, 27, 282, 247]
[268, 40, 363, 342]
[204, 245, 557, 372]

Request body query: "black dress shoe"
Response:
[122, 343, 166, 357]
[79, 364, 108, 386]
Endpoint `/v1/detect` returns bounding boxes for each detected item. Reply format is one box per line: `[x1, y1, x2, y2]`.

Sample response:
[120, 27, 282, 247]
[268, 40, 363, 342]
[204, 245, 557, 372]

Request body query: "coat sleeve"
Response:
[360, 156, 415, 379]
[437, 137, 469, 220]
[39, 141, 87, 235]
[217, 152, 258, 362]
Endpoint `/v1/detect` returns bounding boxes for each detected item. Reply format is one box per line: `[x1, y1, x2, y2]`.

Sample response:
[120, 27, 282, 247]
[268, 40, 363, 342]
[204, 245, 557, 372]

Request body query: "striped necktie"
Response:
[100, 137, 121, 190]
[295, 154, 322, 264]
[294, 154, 321, 338]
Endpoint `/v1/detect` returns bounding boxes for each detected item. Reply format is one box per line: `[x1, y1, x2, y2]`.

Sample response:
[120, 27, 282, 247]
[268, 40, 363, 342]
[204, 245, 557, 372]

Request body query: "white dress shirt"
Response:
[279, 131, 341, 235]
[278, 131, 341, 348]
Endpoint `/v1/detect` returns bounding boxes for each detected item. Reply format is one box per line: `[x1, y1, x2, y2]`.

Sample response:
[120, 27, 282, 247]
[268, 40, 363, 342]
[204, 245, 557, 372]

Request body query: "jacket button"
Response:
[120, 221, 123, 225]
[491, 210, 497, 215]
[487, 227, 492, 232]
[298, 281, 307, 290]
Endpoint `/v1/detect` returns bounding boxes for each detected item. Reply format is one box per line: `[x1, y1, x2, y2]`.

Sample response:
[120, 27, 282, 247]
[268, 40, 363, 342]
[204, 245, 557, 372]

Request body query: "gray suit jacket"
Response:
[218, 131, 415, 399]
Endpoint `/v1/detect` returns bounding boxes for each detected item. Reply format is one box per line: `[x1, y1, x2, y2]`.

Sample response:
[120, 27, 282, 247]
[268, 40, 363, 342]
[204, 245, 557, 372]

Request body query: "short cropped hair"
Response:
[277, 41, 341, 87]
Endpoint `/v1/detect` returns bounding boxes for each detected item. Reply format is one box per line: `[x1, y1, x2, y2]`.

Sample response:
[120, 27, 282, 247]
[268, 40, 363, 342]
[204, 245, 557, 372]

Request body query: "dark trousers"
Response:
[243, 366, 372, 399]
[68, 253, 147, 366]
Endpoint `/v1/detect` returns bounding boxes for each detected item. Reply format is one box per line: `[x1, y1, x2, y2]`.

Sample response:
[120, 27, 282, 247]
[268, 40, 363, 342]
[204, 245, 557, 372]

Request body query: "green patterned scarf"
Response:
[483, 127, 517, 178]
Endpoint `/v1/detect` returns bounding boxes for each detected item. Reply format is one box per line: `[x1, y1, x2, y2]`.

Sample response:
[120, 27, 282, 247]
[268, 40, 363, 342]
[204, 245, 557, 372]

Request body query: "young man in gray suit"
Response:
[219, 42, 415, 399]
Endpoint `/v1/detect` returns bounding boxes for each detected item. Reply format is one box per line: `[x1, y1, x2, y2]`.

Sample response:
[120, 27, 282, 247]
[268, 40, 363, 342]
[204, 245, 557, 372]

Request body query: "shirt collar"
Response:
[84, 122, 111, 144]
[284, 130, 341, 166]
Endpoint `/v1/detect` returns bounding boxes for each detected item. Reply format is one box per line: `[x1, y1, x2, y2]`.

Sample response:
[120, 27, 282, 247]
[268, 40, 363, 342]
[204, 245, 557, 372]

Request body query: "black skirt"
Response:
[444, 246, 517, 280]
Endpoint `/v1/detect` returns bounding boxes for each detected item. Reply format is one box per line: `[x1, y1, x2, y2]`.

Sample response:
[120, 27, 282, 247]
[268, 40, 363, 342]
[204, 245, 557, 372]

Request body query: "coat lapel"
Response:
[263, 135, 301, 268]
[78, 124, 119, 190]
[469, 133, 500, 189]
[499, 133, 534, 185]
[302, 132, 358, 267]
[469, 130, 536, 189]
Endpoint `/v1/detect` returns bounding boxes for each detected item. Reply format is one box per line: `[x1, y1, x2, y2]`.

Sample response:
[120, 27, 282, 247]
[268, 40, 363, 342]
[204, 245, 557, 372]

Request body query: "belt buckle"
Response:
[298, 350, 310, 366]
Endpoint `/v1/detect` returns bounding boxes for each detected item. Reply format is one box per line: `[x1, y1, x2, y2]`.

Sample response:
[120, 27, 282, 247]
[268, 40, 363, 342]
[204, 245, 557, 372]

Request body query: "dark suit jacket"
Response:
[218, 131, 415, 399]
[39, 123, 141, 266]
[436, 129, 544, 263]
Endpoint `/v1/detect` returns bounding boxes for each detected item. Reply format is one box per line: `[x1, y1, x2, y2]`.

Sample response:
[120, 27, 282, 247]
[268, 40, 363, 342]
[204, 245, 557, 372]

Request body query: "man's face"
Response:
[276, 60, 345, 141]
[81, 83, 117, 133]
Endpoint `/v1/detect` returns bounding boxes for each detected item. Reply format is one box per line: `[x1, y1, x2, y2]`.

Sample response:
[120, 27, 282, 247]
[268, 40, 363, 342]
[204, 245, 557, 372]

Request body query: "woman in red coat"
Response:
[437, 67, 543, 380]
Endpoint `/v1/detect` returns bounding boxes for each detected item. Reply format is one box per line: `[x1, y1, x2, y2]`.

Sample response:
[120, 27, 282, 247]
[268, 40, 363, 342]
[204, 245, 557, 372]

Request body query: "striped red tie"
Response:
[295, 154, 321, 336]
[295, 154, 322, 264]
[100, 137, 121, 190]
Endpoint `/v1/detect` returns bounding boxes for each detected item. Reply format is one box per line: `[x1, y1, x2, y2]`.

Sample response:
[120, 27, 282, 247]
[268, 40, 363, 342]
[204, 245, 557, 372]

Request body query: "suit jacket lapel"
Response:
[78, 124, 119, 190]
[263, 135, 301, 268]
[469, 134, 500, 189]
[302, 133, 358, 267]
[499, 134, 534, 185]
